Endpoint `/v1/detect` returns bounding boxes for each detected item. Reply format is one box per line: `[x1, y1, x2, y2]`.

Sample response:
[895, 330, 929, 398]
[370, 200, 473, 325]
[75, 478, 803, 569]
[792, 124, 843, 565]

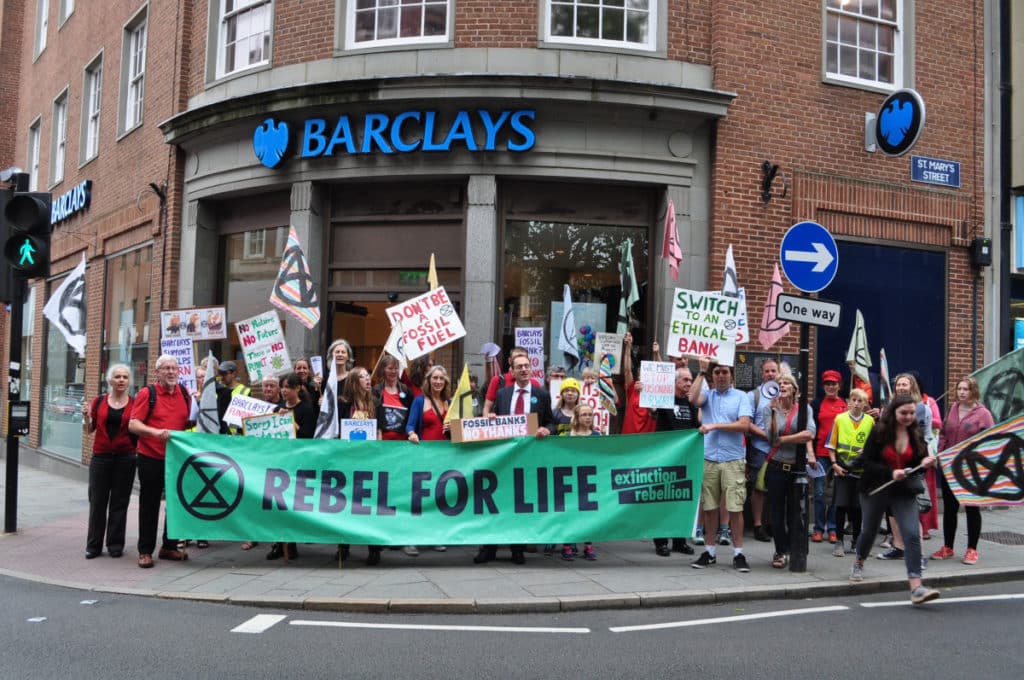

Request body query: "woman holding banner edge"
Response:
[405, 365, 452, 555]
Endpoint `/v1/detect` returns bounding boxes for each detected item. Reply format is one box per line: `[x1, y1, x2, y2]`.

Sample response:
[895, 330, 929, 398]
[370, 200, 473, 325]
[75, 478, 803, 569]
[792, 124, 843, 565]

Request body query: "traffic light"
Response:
[3, 191, 52, 279]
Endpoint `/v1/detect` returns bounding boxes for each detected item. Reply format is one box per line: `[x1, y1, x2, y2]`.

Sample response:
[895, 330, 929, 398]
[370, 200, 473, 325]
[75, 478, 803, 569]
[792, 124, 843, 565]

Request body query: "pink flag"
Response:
[661, 200, 683, 282]
[758, 263, 791, 350]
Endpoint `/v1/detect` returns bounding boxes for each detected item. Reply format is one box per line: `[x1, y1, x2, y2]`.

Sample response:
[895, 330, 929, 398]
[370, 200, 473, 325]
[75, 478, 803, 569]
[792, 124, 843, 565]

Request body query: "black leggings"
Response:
[833, 505, 862, 546]
[939, 472, 981, 550]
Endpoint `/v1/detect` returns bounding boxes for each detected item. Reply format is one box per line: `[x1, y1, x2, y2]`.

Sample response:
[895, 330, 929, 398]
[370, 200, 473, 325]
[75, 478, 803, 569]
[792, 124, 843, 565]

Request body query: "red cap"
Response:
[822, 370, 842, 383]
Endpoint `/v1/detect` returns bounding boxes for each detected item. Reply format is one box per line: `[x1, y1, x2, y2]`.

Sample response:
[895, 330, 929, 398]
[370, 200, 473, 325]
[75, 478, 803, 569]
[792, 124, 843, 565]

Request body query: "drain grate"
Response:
[980, 531, 1024, 546]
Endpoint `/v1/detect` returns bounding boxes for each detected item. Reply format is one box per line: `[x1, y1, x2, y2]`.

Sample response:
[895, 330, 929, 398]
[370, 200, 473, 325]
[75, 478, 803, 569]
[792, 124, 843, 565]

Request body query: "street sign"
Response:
[911, 155, 960, 188]
[779, 221, 838, 293]
[775, 294, 842, 328]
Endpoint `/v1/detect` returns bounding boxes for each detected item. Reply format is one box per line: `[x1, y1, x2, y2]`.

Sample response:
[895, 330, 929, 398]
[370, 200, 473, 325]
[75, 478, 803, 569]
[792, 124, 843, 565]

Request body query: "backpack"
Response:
[143, 383, 191, 423]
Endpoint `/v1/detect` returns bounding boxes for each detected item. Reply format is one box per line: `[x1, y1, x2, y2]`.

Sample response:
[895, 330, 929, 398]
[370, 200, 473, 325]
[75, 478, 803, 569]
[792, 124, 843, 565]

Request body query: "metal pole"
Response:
[4, 277, 25, 534]
[789, 314, 811, 572]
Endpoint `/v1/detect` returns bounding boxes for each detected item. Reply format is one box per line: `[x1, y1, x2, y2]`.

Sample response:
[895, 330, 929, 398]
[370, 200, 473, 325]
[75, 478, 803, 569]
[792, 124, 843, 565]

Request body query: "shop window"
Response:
[119, 7, 147, 135]
[824, 0, 904, 90]
[215, 0, 272, 79]
[41, 275, 85, 460]
[545, 0, 656, 51]
[345, 0, 450, 49]
[102, 245, 153, 394]
[27, 119, 41, 191]
[502, 220, 649, 374]
[81, 54, 103, 164]
[35, 0, 48, 56]
[50, 90, 67, 186]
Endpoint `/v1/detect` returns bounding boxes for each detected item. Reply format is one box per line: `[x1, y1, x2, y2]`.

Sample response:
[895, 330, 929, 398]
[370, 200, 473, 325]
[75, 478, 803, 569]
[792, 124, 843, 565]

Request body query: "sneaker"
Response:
[849, 562, 864, 582]
[733, 554, 750, 572]
[811, 531, 823, 543]
[402, 546, 419, 557]
[561, 545, 575, 561]
[931, 546, 955, 560]
[921, 557, 928, 571]
[583, 545, 597, 561]
[962, 548, 979, 565]
[692, 551, 717, 569]
[828, 531, 838, 544]
[880, 539, 893, 550]
[693, 527, 706, 546]
[876, 547, 904, 560]
[910, 586, 940, 605]
[716, 527, 732, 546]
[832, 544, 845, 558]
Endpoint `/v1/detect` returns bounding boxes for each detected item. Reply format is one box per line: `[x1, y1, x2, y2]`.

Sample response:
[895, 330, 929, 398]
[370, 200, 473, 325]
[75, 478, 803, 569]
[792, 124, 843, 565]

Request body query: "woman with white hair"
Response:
[82, 363, 136, 559]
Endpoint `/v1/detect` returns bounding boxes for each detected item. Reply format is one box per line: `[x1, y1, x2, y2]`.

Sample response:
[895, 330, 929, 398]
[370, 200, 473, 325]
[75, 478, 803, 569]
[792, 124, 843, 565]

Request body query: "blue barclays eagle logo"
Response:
[253, 118, 289, 168]
[879, 99, 913, 147]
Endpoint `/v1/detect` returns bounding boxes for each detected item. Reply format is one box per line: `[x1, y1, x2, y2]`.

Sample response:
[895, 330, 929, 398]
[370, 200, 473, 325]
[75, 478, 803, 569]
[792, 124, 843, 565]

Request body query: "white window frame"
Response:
[243, 230, 267, 260]
[119, 8, 148, 136]
[344, 0, 451, 50]
[823, 0, 903, 90]
[59, 0, 74, 25]
[544, 0, 657, 52]
[81, 54, 103, 164]
[27, 120, 41, 192]
[216, 0, 273, 79]
[50, 90, 68, 187]
[35, 0, 49, 56]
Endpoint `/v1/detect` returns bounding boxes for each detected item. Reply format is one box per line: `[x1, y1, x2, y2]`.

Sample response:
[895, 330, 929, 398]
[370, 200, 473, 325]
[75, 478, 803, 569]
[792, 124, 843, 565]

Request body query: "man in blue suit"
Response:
[473, 354, 556, 565]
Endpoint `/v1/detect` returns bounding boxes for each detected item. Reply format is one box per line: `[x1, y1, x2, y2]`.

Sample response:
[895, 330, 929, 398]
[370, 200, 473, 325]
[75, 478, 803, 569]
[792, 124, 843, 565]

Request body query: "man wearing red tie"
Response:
[473, 354, 556, 565]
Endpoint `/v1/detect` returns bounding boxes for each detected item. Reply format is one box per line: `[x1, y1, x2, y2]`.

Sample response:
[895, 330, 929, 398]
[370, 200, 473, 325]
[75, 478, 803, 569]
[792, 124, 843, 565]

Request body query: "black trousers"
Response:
[136, 454, 177, 555]
[86, 452, 136, 554]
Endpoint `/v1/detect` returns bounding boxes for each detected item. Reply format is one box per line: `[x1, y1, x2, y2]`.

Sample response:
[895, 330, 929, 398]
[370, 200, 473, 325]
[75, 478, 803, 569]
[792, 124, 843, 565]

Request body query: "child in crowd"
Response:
[826, 388, 875, 557]
[552, 378, 581, 435]
[554, 405, 601, 561]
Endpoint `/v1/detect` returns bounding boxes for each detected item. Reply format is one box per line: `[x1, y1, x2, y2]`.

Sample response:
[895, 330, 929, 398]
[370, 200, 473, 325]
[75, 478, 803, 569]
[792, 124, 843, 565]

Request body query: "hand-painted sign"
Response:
[595, 332, 623, 375]
[515, 327, 546, 383]
[667, 288, 741, 366]
[235, 310, 291, 382]
[450, 414, 537, 443]
[224, 394, 277, 428]
[639, 361, 676, 409]
[385, 287, 466, 361]
[341, 419, 379, 441]
[159, 337, 197, 394]
[243, 411, 296, 439]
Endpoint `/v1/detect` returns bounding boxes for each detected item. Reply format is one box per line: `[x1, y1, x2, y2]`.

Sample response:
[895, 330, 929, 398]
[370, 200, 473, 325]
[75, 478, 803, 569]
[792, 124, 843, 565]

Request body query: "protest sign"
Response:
[159, 337, 197, 394]
[595, 332, 623, 374]
[235, 310, 291, 382]
[666, 288, 740, 366]
[167, 429, 705, 544]
[450, 414, 538, 443]
[224, 394, 277, 428]
[385, 287, 466, 361]
[579, 381, 611, 434]
[161, 306, 227, 340]
[735, 287, 749, 345]
[310, 355, 324, 379]
[639, 361, 676, 409]
[243, 411, 296, 439]
[341, 419, 379, 441]
[514, 327, 546, 383]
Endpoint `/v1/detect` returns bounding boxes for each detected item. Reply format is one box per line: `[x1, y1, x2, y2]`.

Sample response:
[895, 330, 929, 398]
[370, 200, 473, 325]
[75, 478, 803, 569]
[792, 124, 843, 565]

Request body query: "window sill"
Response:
[116, 120, 143, 143]
[822, 75, 899, 96]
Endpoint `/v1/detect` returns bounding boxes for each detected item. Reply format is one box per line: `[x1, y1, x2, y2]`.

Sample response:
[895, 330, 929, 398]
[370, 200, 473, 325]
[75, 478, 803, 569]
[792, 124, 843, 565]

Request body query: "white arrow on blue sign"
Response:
[779, 221, 839, 293]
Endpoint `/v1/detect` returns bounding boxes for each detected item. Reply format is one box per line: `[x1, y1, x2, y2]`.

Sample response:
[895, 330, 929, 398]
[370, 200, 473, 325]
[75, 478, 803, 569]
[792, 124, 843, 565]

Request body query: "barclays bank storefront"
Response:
[161, 60, 734, 379]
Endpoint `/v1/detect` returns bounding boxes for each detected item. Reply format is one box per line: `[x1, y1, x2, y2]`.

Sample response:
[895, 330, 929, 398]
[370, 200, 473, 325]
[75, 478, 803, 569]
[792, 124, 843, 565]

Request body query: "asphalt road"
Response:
[2, 575, 1020, 679]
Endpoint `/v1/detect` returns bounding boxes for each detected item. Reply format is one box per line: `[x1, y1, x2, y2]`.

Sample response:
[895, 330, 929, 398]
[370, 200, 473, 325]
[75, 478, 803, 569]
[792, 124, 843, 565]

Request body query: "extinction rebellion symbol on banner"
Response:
[176, 452, 245, 521]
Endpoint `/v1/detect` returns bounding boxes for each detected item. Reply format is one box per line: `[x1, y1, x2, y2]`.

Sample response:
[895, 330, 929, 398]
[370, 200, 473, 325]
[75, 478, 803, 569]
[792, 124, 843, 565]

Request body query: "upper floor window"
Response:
[82, 56, 103, 163]
[825, 0, 901, 89]
[119, 9, 147, 135]
[217, 0, 272, 78]
[346, 0, 449, 49]
[35, 0, 49, 55]
[545, 0, 656, 51]
[59, 0, 74, 24]
[28, 121, 41, 191]
[51, 91, 68, 186]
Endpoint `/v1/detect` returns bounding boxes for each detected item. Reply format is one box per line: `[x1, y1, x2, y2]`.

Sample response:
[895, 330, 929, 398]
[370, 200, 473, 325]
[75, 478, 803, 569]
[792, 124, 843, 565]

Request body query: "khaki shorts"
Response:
[702, 459, 747, 513]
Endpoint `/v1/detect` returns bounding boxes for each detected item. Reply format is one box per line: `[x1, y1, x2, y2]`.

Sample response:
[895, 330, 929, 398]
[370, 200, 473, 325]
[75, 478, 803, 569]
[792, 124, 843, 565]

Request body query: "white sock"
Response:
[734, 547, 744, 556]
[706, 546, 716, 558]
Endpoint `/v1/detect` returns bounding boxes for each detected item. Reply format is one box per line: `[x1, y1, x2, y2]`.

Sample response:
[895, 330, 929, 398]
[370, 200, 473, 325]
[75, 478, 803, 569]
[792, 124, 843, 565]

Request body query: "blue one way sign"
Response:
[779, 221, 838, 293]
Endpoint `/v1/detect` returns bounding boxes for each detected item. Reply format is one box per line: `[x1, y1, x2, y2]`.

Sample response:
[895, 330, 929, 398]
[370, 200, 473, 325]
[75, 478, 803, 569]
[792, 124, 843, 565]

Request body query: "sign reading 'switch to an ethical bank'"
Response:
[667, 288, 741, 366]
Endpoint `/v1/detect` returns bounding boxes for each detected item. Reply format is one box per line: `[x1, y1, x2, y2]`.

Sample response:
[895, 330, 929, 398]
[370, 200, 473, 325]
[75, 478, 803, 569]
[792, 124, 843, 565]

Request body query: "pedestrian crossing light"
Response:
[3, 191, 51, 278]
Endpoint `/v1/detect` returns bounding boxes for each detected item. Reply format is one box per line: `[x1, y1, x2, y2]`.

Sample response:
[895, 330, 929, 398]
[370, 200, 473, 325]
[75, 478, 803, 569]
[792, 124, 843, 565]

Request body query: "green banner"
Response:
[971, 346, 1024, 424]
[165, 430, 704, 545]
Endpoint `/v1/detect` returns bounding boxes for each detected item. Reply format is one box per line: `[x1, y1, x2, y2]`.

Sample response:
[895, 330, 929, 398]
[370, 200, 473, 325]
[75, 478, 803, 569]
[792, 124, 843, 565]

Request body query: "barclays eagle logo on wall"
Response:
[253, 118, 290, 169]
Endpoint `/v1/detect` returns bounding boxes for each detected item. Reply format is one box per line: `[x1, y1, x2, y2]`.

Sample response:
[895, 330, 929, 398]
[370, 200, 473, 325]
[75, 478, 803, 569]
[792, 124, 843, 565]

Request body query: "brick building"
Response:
[2, 0, 990, 463]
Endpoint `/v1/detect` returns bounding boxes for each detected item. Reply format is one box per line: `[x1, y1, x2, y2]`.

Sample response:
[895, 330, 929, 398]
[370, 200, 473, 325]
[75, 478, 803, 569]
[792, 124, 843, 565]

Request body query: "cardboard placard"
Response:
[638, 361, 676, 409]
[595, 332, 623, 374]
[385, 287, 466, 361]
[235, 310, 291, 382]
[514, 327, 546, 383]
[666, 288, 741, 366]
[159, 337, 197, 394]
[224, 394, 277, 428]
[161, 306, 227, 340]
[310, 355, 323, 379]
[341, 418, 379, 441]
[450, 413, 538, 443]
[243, 411, 296, 439]
[578, 382, 611, 435]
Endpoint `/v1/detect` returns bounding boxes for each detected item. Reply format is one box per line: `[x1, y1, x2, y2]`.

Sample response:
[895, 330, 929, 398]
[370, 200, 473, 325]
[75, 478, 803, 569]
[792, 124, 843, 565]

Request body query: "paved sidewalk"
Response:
[3, 450, 1023, 613]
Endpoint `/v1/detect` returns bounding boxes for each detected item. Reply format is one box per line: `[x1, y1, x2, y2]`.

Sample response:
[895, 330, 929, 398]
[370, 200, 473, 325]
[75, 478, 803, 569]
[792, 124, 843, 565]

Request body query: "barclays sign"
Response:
[253, 109, 536, 169]
[51, 179, 92, 225]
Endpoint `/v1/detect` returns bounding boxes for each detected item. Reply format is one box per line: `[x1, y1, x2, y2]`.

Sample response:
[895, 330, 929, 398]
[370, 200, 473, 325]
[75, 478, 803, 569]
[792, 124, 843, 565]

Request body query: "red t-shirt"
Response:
[622, 380, 656, 435]
[815, 395, 847, 458]
[420, 400, 448, 441]
[131, 383, 191, 460]
[881, 442, 914, 470]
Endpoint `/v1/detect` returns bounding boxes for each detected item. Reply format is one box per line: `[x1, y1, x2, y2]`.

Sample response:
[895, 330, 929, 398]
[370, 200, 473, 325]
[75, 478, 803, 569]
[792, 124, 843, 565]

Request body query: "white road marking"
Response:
[608, 606, 850, 633]
[860, 593, 1024, 608]
[26, 617, 47, 623]
[289, 620, 590, 634]
[231, 614, 288, 634]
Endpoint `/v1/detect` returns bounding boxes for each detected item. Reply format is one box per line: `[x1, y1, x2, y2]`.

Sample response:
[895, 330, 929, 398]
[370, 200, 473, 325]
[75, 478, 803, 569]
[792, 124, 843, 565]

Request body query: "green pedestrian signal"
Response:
[3, 191, 51, 278]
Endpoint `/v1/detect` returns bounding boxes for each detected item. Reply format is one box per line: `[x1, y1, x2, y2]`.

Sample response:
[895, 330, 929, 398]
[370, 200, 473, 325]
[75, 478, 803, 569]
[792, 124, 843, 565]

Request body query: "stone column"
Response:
[287, 181, 325, 363]
[464, 175, 497, 378]
[178, 199, 219, 308]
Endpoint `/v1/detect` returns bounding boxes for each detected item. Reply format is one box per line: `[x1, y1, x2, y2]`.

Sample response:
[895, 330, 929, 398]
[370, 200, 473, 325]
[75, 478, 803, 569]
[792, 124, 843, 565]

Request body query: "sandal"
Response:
[771, 553, 788, 569]
[241, 541, 258, 551]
